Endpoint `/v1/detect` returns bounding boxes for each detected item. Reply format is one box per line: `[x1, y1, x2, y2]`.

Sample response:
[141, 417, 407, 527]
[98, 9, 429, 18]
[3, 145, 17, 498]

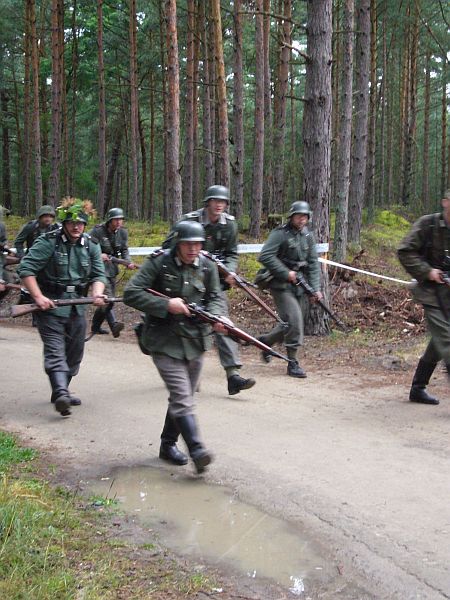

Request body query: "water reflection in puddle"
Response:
[89, 466, 332, 595]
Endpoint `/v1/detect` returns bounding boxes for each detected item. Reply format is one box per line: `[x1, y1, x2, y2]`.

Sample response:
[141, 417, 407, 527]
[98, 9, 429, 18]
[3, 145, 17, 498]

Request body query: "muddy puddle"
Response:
[88, 466, 334, 596]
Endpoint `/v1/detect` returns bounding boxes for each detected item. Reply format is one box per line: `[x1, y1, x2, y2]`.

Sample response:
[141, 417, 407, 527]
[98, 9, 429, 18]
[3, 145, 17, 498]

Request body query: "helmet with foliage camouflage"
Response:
[36, 205, 56, 219]
[288, 201, 312, 219]
[56, 197, 95, 224]
[174, 221, 205, 243]
[106, 207, 125, 222]
[203, 185, 230, 204]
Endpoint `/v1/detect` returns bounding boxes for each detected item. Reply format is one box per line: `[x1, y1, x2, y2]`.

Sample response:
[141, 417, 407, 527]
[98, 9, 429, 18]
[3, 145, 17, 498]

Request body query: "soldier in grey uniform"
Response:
[398, 190, 450, 405]
[89, 207, 137, 337]
[18, 200, 107, 417]
[257, 201, 322, 378]
[14, 205, 59, 258]
[124, 221, 225, 473]
[163, 185, 256, 396]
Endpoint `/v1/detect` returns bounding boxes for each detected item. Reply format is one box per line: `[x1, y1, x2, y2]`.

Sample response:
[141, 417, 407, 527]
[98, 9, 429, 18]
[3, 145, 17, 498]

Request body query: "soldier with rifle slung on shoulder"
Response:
[88, 207, 137, 338]
[163, 185, 256, 396]
[17, 198, 107, 417]
[398, 189, 450, 406]
[124, 220, 226, 474]
[256, 201, 323, 378]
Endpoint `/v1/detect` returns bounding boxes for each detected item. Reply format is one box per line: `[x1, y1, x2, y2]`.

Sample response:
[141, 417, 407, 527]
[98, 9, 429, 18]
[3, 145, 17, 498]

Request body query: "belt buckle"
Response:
[66, 285, 76, 293]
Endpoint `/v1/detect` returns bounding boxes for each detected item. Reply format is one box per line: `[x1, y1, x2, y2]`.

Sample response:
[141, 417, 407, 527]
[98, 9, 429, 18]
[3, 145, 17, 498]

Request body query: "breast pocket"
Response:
[190, 279, 206, 303]
[55, 252, 69, 277]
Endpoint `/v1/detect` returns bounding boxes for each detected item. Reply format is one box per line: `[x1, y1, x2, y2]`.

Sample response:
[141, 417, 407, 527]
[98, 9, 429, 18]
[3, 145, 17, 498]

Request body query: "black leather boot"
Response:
[173, 414, 213, 474]
[227, 374, 256, 395]
[159, 410, 188, 465]
[91, 309, 109, 335]
[287, 360, 307, 378]
[106, 310, 124, 338]
[409, 359, 439, 405]
[66, 375, 82, 406]
[49, 372, 71, 416]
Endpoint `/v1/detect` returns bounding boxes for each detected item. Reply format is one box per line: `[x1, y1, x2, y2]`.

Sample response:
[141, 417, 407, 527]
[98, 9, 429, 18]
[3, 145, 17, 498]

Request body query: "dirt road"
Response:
[1, 324, 449, 599]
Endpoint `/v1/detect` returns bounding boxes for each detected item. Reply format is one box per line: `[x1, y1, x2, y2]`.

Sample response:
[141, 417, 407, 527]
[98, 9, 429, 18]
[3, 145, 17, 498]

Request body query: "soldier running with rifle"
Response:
[163, 185, 256, 396]
[398, 190, 450, 405]
[14, 205, 59, 258]
[256, 201, 323, 378]
[89, 208, 137, 338]
[17, 198, 107, 417]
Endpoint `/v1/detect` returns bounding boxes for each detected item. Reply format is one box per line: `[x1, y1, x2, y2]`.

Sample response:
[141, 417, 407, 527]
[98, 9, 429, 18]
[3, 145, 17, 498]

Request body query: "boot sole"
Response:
[112, 323, 125, 338]
[159, 452, 189, 466]
[409, 398, 440, 405]
[193, 453, 213, 474]
[228, 378, 256, 395]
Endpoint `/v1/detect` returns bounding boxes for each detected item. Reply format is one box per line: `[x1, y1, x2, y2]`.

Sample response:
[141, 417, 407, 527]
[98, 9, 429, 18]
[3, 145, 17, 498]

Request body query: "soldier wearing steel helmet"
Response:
[124, 220, 225, 474]
[88, 207, 137, 337]
[257, 200, 323, 378]
[14, 205, 59, 259]
[17, 198, 107, 417]
[163, 185, 256, 396]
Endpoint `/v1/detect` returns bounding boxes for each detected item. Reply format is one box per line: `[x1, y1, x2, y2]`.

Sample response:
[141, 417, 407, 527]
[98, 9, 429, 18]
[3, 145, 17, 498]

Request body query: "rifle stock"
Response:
[145, 287, 291, 363]
[200, 251, 286, 326]
[109, 256, 138, 268]
[10, 296, 123, 318]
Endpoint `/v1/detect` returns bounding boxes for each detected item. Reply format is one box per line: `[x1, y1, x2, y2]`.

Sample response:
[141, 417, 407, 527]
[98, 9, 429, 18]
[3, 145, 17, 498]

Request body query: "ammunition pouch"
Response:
[134, 320, 151, 355]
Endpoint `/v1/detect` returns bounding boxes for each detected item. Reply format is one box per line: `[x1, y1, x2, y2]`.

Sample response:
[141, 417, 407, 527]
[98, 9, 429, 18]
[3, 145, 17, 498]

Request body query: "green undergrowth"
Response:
[0, 431, 219, 599]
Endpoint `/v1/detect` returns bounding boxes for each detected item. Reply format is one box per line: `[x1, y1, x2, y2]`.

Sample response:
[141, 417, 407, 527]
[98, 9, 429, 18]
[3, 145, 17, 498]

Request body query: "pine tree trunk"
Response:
[59, 0, 68, 197]
[97, 0, 107, 217]
[211, 0, 229, 186]
[378, 7, 387, 208]
[232, 0, 244, 219]
[68, 0, 78, 195]
[262, 0, 273, 215]
[347, 0, 370, 246]
[272, 0, 291, 213]
[249, 0, 265, 238]
[39, 0, 48, 201]
[202, 1, 214, 190]
[29, 0, 43, 206]
[158, 0, 168, 219]
[105, 125, 123, 214]
[148, 69, 155, 220]
[365, 0, 377, 220]
[441, 57, 447, 197]
[1, 90, 12, 211]
[421, 42, 431, 211]
[165, 0, 182, 223]
[23, 0, 32, 213]
[333, 0, 354, 263]
[192, 1, 200, 205]
[48, 0, 62, 206]
[138, 108, 147, 215]
[182, 0, 195, 213]
[302, 0, 332, 336]
[129, 0, 140, 218]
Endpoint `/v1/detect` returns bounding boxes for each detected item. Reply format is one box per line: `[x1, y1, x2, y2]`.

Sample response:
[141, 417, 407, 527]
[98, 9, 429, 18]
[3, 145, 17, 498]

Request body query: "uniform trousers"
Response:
[35, 309, 86, 376]
[214, 290, 242, 369]
[152, 353, 204, 417]
[263, 289, 305, 349]
[422, 304, 450, 366]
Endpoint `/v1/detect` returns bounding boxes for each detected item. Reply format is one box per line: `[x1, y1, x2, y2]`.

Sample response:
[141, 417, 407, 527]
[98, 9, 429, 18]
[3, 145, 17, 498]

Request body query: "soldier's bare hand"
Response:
[101, 253, 111, 262]
[168, 297, 190, 316]
[0, 281, 6, 293]
[127, 262, 138, 270]
[213, 322, 229, 334]
[93, 294, 108, 307]
[287, 270, 297, 283]
[224, 273, 237, 287]
[34, 294, 55, 311]
[309, 291, 323, 303]
[428, 268, 444, 284]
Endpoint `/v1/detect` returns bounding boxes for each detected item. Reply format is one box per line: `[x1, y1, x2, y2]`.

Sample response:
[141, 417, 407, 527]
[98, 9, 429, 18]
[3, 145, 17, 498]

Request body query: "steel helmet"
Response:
[106, 207, 125, 222]
[288, 201, 312, 218]
[203, 185, 230, 204]
[36, 205, 56, 218]
[174, 221, 205, 243]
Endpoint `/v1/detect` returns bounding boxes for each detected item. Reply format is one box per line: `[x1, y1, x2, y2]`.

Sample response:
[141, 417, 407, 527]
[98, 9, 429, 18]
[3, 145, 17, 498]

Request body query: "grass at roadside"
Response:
[0, 431, 219, 599]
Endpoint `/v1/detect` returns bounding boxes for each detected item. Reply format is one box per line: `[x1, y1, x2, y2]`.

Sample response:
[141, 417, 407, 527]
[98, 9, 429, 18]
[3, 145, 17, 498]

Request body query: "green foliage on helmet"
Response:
[106, 207, 125, 222]
[203, 185, 230, 204]
[56, 197, 95, 224]
[173, 221, 205, 243]
[288, 201, 312, 218]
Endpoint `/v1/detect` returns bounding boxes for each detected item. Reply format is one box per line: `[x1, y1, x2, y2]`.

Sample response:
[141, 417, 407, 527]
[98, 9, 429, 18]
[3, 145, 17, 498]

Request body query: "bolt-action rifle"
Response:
[145, 287, 291, 363]
[201, 251, 286, 326]
[107, 255, 138, 268]
[294, 273, 347, 332]
[10, 296, 123, 318]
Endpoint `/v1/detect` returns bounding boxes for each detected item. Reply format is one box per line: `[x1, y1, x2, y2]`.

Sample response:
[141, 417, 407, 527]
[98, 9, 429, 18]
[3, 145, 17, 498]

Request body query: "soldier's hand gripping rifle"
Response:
[145, 287, 292, 363]
[10, 296, 123, 318]
[294, 273, 348, 332]
[200, 251, 287, 327]
[108, 255, 139, 269]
